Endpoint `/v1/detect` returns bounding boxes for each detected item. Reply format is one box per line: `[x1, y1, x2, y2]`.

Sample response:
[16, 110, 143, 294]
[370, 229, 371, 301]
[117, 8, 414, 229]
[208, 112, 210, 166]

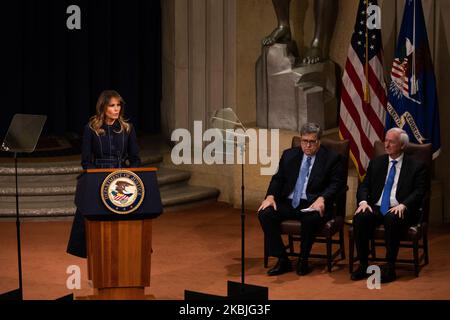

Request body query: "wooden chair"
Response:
[263, 137, 349, 272]
[348, 141, 431, 277]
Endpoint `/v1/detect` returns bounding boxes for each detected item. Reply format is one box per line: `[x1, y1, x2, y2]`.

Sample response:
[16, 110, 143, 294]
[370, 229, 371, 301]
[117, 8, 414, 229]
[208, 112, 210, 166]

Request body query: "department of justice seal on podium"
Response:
[101, 170, 145, 214]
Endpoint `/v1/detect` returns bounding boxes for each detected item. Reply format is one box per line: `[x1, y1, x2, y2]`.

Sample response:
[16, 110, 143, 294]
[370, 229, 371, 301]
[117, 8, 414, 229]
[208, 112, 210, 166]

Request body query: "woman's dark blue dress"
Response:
[66, 121, 141, 258]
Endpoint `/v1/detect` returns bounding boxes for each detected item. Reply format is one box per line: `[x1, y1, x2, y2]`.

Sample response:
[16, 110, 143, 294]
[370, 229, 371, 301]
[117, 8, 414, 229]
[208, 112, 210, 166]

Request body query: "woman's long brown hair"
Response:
[88, 90, 131, 135]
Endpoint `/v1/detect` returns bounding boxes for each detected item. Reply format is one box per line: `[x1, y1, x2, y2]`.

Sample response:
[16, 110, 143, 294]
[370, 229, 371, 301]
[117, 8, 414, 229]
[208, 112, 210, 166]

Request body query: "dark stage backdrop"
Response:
[2, 0, 161, 136]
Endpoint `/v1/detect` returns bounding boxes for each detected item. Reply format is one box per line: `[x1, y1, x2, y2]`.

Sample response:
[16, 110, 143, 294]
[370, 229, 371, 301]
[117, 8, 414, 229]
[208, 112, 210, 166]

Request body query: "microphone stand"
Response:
[239, 143, 245, 291]
[14, 152, 24, 300]
[185, 110, 268, 300]
[0, 146, 24, 300]
[14, 152, 23, 300]
[224, 134, 268, 299]
[0, 114, 47, 300]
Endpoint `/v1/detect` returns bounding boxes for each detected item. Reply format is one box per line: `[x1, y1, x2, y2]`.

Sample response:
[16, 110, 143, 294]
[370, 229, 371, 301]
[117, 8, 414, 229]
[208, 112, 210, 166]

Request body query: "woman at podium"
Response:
[67, 90, 141, 258]
[81, 90, 141, 169]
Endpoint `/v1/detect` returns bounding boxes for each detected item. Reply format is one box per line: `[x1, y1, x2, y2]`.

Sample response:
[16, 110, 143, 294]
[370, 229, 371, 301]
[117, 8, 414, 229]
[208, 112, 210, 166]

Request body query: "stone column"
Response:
[161, 0, 236, 141]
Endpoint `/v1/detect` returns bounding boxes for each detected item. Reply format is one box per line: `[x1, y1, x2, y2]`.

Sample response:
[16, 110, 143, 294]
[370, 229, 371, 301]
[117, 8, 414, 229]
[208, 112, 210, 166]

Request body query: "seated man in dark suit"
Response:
[258, 123, 345, 276]
[351, 128, 427, 283]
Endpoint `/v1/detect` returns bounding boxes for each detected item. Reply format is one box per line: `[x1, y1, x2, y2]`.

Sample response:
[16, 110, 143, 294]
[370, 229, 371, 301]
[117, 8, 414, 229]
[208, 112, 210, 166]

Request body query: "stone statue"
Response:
[256, 0, 340, 131]
[262, 0, 338, 64]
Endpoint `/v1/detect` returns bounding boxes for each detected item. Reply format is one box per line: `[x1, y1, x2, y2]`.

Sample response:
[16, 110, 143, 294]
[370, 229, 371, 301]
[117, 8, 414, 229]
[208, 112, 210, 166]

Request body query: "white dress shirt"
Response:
[375, 154, 403, 207]
[358, 154, 404, 208]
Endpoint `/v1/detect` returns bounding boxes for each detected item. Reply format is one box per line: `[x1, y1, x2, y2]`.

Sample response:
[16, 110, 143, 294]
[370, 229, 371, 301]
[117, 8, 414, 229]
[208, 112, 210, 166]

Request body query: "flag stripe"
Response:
[370, 54, 387, 105]
[340, 84, 376, 159]
[344, 51, 385, 138]
[339, 124, 366, 175]
[339, 115, 371, 171]
[342, 70, 381, 148]
[348, 47, 386, 132]
[347, 48, 385, 128]
[368, 57, 387, 132]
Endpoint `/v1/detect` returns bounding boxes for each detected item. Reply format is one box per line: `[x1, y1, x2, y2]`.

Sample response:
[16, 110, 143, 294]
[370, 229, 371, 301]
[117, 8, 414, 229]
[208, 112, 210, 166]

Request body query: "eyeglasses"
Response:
[300, 139, 318, 146]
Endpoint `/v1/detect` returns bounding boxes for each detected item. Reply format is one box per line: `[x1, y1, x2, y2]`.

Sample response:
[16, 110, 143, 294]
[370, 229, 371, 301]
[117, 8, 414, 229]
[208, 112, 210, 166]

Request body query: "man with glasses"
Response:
[258, 123, 345, 276]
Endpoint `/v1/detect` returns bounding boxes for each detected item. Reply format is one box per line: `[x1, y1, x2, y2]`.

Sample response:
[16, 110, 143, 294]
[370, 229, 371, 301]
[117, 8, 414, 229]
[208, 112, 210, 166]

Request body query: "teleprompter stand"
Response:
[0, 114, 46, 300]
[184, 108, 268, 300]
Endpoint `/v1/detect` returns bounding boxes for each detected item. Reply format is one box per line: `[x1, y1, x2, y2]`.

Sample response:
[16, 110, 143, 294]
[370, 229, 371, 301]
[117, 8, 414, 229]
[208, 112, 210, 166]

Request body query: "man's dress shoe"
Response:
[351, 264, 369, 281]
[267, 258, 292, 276]
[296, 260, 310, 276]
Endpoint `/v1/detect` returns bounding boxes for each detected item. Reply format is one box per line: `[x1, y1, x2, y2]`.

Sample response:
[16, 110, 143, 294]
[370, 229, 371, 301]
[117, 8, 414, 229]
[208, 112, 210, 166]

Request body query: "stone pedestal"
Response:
[256, 44, 338, 131]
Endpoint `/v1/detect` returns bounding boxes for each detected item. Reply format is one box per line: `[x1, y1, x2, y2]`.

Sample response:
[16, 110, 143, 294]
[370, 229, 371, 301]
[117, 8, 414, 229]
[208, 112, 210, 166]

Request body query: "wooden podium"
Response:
[85, 219, 153, 299]
[75, 168, 162, 300]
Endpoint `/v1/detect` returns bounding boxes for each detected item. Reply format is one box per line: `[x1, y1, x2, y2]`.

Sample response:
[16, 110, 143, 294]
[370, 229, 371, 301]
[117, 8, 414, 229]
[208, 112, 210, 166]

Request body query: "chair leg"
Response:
[349, 232, 354, 274]
[327, 236, 332, 272]
[339, 228, 346, 260]
[423, 233, 429, 265]
[264, 235, 268, 268]
[413, 238, 420, 277]
[288, 235, 294, 254]
[370, 238, 376, 259]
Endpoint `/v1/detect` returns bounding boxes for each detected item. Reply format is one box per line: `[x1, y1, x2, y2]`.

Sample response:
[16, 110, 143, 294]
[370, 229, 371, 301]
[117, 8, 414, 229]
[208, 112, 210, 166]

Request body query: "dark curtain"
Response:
[2, 0, 161, 136]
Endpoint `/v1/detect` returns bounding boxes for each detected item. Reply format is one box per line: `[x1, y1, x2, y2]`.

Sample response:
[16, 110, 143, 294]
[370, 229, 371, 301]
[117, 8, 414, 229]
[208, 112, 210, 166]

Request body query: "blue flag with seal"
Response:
[386, 0, 441, 158]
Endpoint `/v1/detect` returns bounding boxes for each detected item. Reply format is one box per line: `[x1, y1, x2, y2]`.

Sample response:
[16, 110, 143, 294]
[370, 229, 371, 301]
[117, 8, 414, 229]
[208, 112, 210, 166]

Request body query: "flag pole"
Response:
[394, 0, 398, 51]
[411, 0, 417, 94]
[364, 0, 371, 103]
[433, 0, 437, 65]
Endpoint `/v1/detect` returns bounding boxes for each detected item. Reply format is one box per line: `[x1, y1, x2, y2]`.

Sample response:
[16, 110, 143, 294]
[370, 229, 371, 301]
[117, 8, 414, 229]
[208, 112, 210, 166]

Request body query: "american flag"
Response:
[339, 0, 387, 180]
[391, 57, 409, 96]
